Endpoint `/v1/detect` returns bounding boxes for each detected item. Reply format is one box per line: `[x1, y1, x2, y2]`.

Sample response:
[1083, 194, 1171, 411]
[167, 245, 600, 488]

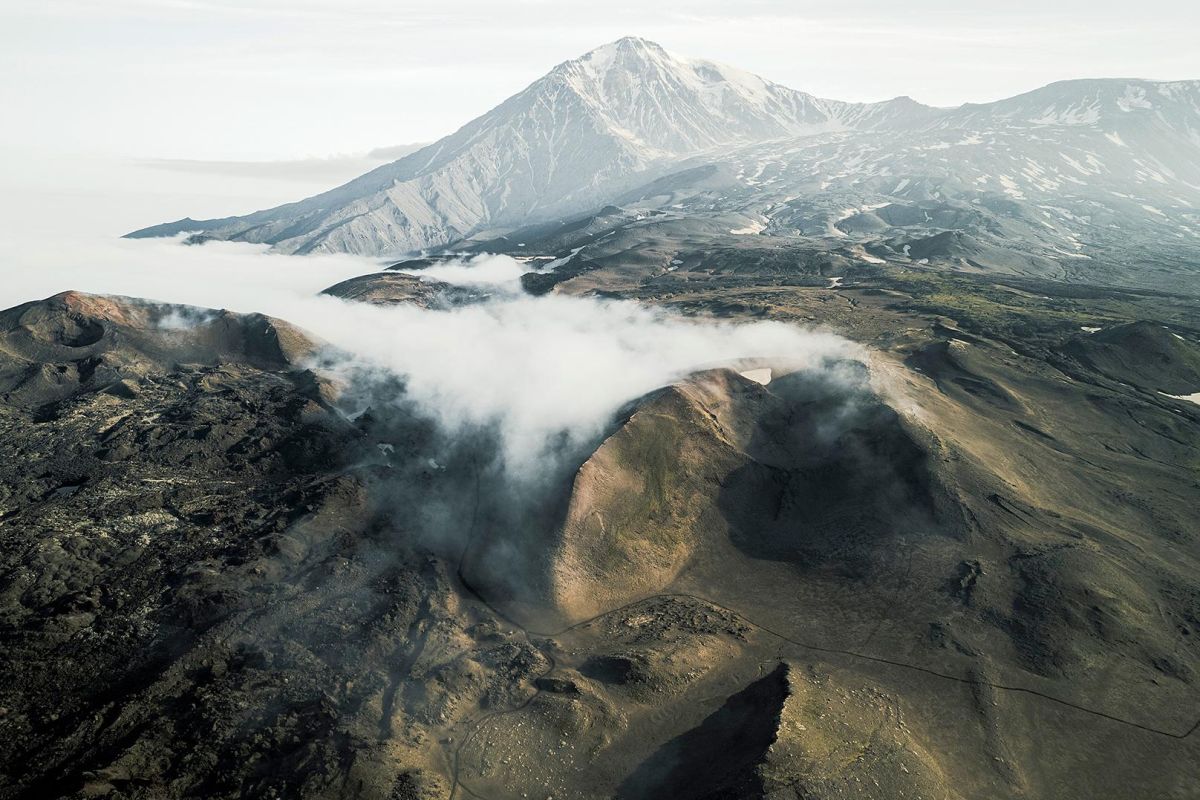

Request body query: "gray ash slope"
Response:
[127, 38, 1200, 292]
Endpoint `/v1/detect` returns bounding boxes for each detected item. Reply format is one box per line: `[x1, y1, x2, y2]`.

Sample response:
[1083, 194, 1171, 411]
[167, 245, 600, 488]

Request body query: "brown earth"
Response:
[0, 269, 1198, 800]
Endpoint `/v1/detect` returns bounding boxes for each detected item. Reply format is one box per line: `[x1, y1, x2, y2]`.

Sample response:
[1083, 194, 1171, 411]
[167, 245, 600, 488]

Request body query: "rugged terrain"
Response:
[1, 251, 1198, 799]
[8, 30, 1200, 800]
[126, 39, 1200, 294]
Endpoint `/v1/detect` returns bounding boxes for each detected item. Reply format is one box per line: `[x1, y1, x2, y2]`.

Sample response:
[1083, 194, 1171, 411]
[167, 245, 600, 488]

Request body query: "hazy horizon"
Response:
[3, 1, 1198, 165]
[5, 3, 1199, 245]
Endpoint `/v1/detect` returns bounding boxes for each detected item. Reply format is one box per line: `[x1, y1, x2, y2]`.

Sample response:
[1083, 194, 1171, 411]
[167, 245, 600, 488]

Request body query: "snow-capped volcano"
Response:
[545, 36, 840, 155]
[128, 38, 1200, 264]
[126, 37, 924, 255]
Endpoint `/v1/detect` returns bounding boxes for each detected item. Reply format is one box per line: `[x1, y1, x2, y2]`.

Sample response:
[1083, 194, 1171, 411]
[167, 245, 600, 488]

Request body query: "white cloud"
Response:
[0, 234, 860, 472]
[139, 145, 426, 184]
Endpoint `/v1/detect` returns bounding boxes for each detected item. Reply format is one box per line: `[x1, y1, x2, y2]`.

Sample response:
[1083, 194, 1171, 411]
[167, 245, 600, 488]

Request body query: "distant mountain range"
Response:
[127, 36, 1200, 290]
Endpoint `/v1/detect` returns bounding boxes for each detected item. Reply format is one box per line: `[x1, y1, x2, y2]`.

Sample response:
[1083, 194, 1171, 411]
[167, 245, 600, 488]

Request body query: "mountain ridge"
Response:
[126, 37, 1200, 272]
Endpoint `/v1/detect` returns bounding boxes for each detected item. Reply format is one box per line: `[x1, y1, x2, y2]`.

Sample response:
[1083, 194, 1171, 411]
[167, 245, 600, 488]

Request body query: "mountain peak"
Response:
[555, 35, 676, 83]
[609, 35, 662, 49]
[535, 37, 837, 159]
[588, 35, 666, 56]
[126, 40, 1200, 261]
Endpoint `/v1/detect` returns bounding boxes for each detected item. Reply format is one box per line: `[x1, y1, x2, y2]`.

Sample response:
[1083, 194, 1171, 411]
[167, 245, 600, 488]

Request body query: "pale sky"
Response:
[3, 0, 1198, 162]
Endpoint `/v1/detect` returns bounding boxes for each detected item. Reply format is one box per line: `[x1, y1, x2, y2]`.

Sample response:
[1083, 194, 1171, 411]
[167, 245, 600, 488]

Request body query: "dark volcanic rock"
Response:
[1, 280, 1199, 800]
[0, 291, 318, 411]
[0, 292, 553, 800]
[1064, 320, 1200, 394]
[321, 272, 484, 308]
[0, 293, 379, 799]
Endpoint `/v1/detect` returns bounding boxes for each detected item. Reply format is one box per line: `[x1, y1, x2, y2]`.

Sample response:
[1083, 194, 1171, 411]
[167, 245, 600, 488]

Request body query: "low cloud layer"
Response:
[1, 236, 861, 472]
[139, 143, 429, 184]
[317, 279, 858, 470]
[0, 232, 874, 619]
